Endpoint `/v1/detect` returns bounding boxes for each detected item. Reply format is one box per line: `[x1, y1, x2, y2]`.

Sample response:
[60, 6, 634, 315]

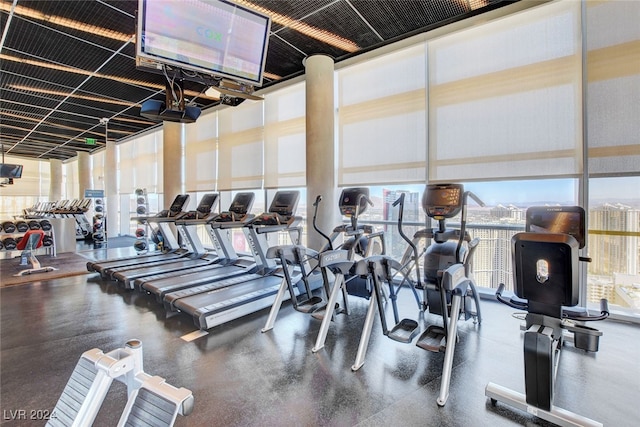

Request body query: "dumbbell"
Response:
[136, 206, 147, 215]
[135, 188, 144, 196]
[15, 221, 29, 232]
[137, 196, 146, 205]
[42, 235, 54, 247]
[94, 205, 104, 213]
[0, 240, 3, 250]
[40, 219, 52, 231]
[135, 228, 146, 238]
[93, 232, 103, 241]
[95, 198, 103, 205]
[2, 221, 16, 233]
[15, 236, 23, 245]
[2, 237, 17, 250]
[28, 220, 41, 230]
[0, 223, 3, 233]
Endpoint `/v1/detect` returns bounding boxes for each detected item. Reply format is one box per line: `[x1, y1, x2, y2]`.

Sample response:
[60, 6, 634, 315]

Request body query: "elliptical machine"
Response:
[485, 206, 609, 427]
[261, 188, 384, 346]
[350, 183, 484, 407]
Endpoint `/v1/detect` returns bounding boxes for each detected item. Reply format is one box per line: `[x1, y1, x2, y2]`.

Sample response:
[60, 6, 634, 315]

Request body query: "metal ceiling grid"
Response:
[0, 0, 514, 162]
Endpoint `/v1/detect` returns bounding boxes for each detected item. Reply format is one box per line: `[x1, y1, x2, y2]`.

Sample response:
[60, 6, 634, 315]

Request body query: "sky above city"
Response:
[370, 176, 640, 208]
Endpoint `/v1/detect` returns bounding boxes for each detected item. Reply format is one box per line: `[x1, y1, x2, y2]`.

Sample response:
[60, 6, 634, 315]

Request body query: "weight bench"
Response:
[13, 229, 57, 277]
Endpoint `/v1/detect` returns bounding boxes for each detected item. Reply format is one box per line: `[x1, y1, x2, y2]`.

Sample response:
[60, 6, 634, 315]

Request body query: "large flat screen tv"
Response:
[136, 0, 271, 87]
[0, 164, 23, 179]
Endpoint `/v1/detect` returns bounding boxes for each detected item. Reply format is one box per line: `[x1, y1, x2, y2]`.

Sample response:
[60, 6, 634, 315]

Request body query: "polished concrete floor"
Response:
[1, 250, 639, 426]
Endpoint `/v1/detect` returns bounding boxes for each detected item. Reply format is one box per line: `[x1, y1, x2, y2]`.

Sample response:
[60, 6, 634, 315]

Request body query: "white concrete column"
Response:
[162, 121, 184, 203]
[77, 151, 91, 198]
[305, 55, 338, 251]
[49, 158, 63, 201]
[105, 138, 118, 238]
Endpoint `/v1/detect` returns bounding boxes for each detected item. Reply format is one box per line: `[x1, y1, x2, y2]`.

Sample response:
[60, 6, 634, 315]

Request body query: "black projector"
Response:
[140, 100, 201, 123]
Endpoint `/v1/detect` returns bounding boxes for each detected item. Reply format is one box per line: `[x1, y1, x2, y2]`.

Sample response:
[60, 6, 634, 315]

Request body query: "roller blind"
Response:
[218, 101, 264, 190]
[428, 0, 583, 182]
[118, 129, 162, 194]
[264, 82, 306, 189]
[337, 44, 427, 186]
[185, 111, 218, 192]
[118, 142, 133, 194]
[91, 150, 105, 191]
[0, 155, 48, 197]
[64, 160, 79, 199]
[586, 0, 640, 176]
[134, 129, 162, 193]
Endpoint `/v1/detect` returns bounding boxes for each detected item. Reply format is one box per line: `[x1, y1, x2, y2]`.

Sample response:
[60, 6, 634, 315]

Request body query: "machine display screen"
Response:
[229, 192, 254, 214]
[339, 187, 369, 216]
[526, 206, 585, 248]
[197, 193, 218, 213]
[269, 191, 299, 216]
[168, 194, 190, 214]
[423, 184, 463, 218]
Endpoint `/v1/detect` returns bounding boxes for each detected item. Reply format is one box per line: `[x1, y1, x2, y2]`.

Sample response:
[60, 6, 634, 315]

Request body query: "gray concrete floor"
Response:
[1, 251, 639, 426]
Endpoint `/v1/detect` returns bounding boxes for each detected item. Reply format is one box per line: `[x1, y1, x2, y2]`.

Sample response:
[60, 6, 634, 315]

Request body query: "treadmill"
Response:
[110, 193, 221, 289]
[137, 192, 258, 302]
[87, 194, 191, 277]
[166, 190, 305, 330]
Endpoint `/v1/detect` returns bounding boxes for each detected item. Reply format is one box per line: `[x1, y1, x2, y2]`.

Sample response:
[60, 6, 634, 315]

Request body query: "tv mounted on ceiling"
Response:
[136, 0, 271, 87]
[0, 164, 23, 179]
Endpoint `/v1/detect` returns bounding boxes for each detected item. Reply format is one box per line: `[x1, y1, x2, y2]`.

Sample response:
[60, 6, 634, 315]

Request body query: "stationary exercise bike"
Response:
[485, 206, 609, 427]
[350, 183, 484, 407]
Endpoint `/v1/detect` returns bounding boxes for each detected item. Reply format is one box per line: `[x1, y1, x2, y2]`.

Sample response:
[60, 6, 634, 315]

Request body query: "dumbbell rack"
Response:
[134, 188, 150, 253]
[0, 219, 56, 259]
[91, 197, 106, 247]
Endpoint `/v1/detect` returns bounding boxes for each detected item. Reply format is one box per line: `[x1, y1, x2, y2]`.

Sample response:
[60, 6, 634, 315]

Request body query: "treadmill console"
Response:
[422, 184, 463, 219]
[339, 187, 370, 217]
[525, 205, 586, 249]
[252, 191, 300, 226]
[214, 192, 255, 223]
[157, 194, 190, 218]
[180, 193, 219, 220]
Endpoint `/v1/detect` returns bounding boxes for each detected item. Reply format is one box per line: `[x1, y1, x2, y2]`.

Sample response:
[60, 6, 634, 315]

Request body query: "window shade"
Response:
[264, 82, 306, 189]
[586, 0, 640, 176]
[0, 155, 48, 197]
[428, 1, 583, 182]
[133, 130, 162, 193]
[218, 101, 264, 190]
[64, 160, 79, 199]
[337, 44, 427, 186]
[91, 150, 105, 191]
[118, 129, 162, 194]
[185, 111, 218, 192]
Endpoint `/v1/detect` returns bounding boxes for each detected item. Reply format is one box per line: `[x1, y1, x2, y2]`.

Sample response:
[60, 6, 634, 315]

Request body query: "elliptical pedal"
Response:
[387, 319, 419, 343]
[416, 325, 447, 352]
[295, 295, 326, 314]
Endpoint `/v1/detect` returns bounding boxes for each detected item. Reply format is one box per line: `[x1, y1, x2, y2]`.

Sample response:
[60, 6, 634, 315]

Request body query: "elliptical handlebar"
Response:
[563, 299, 610, 322]
[464, 191, 485, 208]
[393, 193, 422, 288]
[496, 283, 610, 322]
[495, 283, 528, 310]
[350, 193, 373, 230]
[312, 195, 333, 250]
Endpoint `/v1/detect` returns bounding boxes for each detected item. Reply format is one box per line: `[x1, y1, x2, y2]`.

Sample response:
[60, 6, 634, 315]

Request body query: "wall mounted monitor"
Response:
[136, 0, 271, 86]
[0, 164, 23, 179]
